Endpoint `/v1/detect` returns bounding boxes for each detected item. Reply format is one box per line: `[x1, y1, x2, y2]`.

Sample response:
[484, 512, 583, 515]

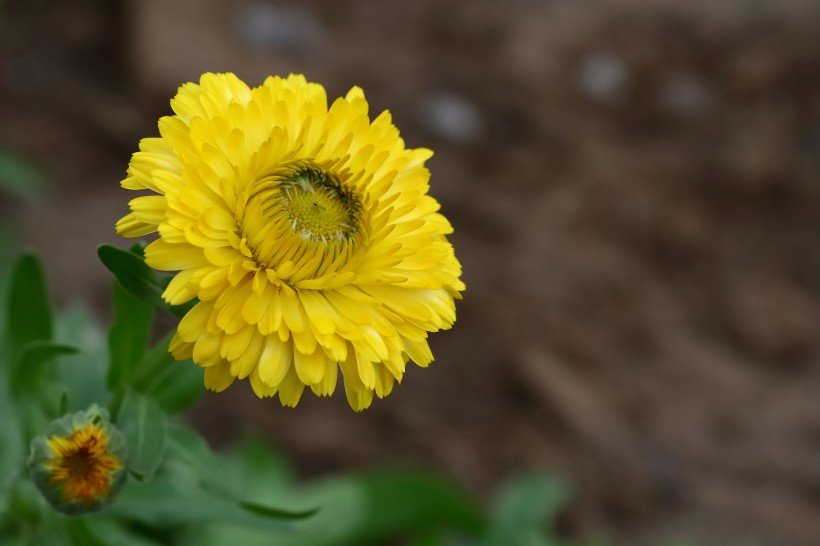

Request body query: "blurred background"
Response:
[1, 0, 820, 545]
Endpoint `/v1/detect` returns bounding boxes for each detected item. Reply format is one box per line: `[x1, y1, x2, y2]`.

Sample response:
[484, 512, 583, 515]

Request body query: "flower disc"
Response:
[116, 73, 464, 410]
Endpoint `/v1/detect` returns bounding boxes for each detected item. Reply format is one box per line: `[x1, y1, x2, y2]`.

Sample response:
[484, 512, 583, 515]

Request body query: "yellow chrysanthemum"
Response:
[116, 73, 464, 410]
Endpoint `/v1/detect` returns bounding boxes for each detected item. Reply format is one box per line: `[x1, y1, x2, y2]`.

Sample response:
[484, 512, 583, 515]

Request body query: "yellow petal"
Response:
[193, 332, 222, 366]
[373, 364, 394, 399]
[355, 352, 376, 390]
[249, 365, 277, 398]
[169, 333, 194, 360]
[280, 290, 305, 333]
[343, 380, 373, 412]
[203, 361, 235, 392]
[310, 360, 338, 397]
[293, 349, 327, 385]
[116, 212, 156, 237]
[229, 331, 264, 379]
[277, 365, 305, 408]
[403, 337, 433, 367]
[163, 270, 196, 305]
[221, 326, 254, 361]
[258, 336, 291, 387]
[144, 240, 209, 271]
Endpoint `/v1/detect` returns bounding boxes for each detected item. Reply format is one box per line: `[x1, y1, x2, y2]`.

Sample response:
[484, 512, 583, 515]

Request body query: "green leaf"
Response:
[164, 424, 227, 491]
[109, 428, 298, 533]
[275, 470, 485, 546]
[0, 385, 23, 482]
[174, 523, 297, 546]
[6, 253, 52, 360]
[132, 332, 203, 414]
[107, 282, 154, 390]
[407, 535, 453, 546]
[110, 468, 295, 532]
[226, 437, 313, 520]
[143, 361, 203, 414]
[53, 305, 112, 410]
[97, 245, 195, 317]
[130, 331, 174, 390]
[11, 341, 77, 396]
[0, 149, 47, 200]
[116, 389, 167, 480]
[228, 437, 292, 505]
[58, 391, 68, 415]
[8, 341, 77, 444]
[238, 500, 319, 521]
[63, 514, 166, 546]
[165, 426, 314, 521]
[486, 473, 570, 546]
[352, 471, 485, 539]
[64, 518, 107, 546]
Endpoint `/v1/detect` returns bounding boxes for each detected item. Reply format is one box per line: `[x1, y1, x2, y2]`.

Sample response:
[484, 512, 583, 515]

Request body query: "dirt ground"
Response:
[2, 1, 820, 545]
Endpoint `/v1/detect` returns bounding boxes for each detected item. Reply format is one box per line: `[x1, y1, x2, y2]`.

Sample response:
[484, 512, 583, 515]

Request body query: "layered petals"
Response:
[116, 73, 463, 410]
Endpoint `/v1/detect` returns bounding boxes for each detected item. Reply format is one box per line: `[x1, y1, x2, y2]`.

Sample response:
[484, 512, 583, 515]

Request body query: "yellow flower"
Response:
[28, 406, 127, 514]
[116, 73, 464, 410]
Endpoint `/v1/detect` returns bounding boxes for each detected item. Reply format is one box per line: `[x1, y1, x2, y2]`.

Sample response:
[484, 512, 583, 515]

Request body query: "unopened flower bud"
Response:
[28, 405, 127, 515]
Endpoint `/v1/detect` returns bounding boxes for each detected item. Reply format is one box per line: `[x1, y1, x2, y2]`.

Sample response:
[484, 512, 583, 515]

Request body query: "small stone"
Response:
[576, 52, 628, 101]
[234, 2, 322, 53]
[419, 92, 484, 144]
[658, 70, 714, 116]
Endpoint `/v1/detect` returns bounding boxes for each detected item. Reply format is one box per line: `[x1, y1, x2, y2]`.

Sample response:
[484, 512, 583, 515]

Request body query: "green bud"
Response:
[28, 405, 127, 515]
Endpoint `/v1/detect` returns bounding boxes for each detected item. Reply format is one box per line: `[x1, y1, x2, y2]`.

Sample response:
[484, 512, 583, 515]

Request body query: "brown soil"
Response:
[2, 1, 819, 545]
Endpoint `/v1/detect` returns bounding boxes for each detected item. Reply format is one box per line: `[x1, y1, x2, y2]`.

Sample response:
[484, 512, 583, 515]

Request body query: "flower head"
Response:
[28, 405, 127, 514]
[116, 73, 464, 410]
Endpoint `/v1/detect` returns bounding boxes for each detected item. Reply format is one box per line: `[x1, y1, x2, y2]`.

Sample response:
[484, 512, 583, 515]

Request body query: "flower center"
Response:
[64, 448, 94, 479]
[279, 170, 359, 243]
[45, 424, 121, 504]
[242, 161, 366, 273]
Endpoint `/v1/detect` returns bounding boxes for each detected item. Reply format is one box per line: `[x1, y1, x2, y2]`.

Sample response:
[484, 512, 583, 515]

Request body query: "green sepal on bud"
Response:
[28, 405, 127, 515]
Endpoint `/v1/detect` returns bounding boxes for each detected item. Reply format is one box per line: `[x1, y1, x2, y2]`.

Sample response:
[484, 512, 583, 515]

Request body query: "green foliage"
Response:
[107, 283, 154, 390]
[270, 470, 485, 546]
[102, 245, 203, 414]
[487, 473, 571, 546]
[6, 253, 53, 357]
[0, 149, 47, 201]
[225, 436, 292, 508]
[0, 248, 698, 546]
[97, 244, 196, 317]
[3, 254, 77, 454]
[116, 389, 167, 481]
[108, 425, 310, 534]
[130, 331, 203, 415]
[63, 518, 108, 546]
[11, 342, 78, 398]
[52, 305, 108, 411]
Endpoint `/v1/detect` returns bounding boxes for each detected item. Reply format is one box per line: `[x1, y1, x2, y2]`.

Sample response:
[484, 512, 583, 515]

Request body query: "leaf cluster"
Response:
[0, 248, 694, 546]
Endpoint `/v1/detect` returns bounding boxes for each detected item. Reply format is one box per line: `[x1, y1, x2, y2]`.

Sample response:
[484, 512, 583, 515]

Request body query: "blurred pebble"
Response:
[234, 2, 322, 53]
[418, 92, 484, 144]
[576, 52, 628, 101]
[658, 71, 714, 116]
